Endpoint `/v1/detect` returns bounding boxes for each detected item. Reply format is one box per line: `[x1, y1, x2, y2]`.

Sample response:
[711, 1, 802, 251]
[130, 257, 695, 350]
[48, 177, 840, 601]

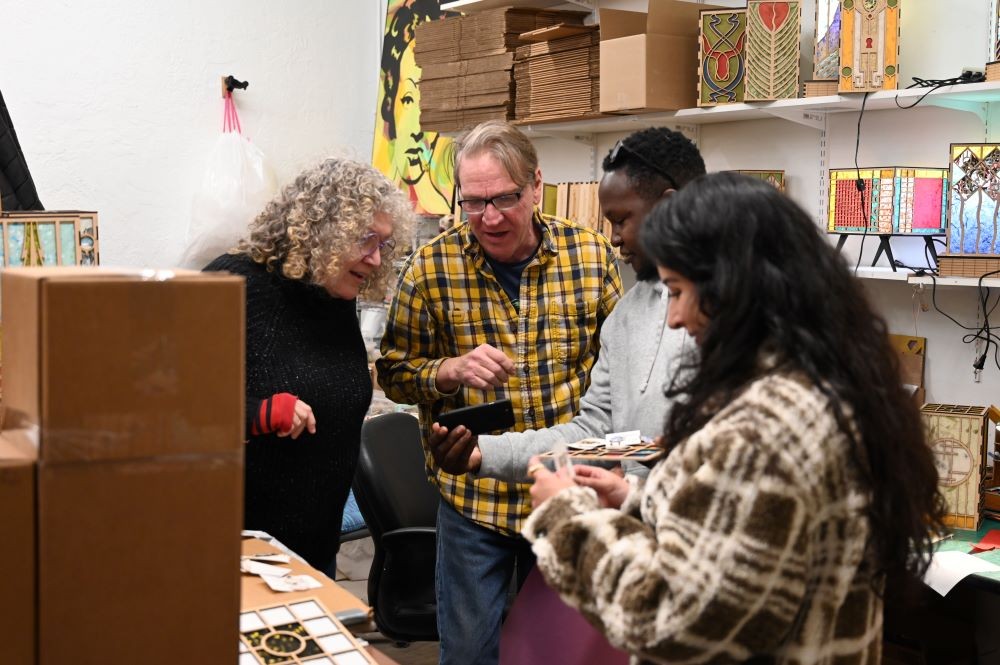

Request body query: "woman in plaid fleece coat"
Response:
[524, 173, 945, 664]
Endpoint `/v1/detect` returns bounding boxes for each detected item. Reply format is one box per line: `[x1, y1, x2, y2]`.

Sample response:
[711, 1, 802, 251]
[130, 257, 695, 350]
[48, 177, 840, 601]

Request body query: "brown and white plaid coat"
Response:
[523, 372, 882, 664]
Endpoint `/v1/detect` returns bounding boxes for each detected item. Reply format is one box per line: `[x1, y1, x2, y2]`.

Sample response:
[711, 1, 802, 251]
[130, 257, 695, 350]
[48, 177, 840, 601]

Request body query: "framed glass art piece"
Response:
[698, 8, 747, 107]
[744, 1, 801, 102]
[828, 167, 947, 236]
[813, 0, 841, 80]
[239, 598, 376, 665]
[0, 210, 99, 267]
[838, 0, 900, 93]
[946, 144, 1000, 256]
[828, 167, 946, 270]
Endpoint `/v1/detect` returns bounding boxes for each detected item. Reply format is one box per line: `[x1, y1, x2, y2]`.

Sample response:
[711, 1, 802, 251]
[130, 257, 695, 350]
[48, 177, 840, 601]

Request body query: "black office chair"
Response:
[353, 412, 439, 643]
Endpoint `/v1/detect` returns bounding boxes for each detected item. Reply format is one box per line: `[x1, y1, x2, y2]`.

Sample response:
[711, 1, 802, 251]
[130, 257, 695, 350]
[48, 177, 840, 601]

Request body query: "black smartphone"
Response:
[436, 399, 516, 435]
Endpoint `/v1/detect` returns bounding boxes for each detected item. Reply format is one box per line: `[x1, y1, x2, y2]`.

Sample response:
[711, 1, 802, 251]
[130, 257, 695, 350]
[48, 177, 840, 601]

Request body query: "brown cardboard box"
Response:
[599, 0, 719, 113]
[1, 267, 245, 665]
[888, 334, 926, 406]
[0, 432, 36, 665]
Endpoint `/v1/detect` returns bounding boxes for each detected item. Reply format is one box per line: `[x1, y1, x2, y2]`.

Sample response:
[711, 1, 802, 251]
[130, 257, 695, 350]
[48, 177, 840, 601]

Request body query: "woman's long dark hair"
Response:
[641, 172, 944, 579]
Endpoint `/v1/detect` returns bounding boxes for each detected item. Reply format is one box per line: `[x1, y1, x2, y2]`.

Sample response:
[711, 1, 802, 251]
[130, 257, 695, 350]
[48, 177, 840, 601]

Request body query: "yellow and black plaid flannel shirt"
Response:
[377, 211, 623, 535]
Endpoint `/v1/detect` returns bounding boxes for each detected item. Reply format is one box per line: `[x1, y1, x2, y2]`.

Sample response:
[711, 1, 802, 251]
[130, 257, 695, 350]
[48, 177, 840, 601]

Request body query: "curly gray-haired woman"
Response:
[205, 157, 415, 569]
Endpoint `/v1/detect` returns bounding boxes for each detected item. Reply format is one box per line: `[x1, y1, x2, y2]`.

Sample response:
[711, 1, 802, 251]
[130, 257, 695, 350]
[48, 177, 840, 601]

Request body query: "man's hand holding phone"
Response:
[428, 423, 482, 475]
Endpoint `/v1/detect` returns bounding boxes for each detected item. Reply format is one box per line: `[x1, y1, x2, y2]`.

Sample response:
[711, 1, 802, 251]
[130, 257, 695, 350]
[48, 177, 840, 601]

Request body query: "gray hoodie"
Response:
[476, 279, 691, 482]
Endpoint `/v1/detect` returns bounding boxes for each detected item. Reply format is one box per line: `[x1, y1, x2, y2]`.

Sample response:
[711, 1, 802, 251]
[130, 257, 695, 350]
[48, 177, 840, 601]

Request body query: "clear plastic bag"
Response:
[180, 94, 275, 268]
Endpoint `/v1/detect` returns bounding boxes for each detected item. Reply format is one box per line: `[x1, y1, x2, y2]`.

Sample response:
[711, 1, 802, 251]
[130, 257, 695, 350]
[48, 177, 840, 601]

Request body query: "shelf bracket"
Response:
[919, 98, 989, 125]
[757, 108, 827, 131]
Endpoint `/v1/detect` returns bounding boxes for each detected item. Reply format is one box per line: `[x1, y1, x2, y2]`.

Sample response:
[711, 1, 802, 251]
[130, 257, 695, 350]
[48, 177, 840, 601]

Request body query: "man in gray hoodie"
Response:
[429, 127, 707, 481]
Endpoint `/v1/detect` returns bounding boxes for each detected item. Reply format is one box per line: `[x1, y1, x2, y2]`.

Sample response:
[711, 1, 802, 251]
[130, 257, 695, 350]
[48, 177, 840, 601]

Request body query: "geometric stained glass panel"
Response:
[829, 167, 947, 235]
[838, 0, 900, 93]
[239, 598, 377, 665]
[947, 144, 1000, 255]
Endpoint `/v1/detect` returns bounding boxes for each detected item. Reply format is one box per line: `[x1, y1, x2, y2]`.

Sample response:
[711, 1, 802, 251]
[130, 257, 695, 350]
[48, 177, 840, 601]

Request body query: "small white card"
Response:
[261, 573, 324, 593]
[567, 438, 604, 451]
[241, 559, 292, 577]
[605, 430, 641, 448]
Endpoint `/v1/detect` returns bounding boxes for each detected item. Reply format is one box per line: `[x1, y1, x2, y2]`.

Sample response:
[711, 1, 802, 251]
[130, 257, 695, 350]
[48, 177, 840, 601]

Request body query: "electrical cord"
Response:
[852, 92, 871, 275]
[897, 262, 1000, 372]
[894, 71, 986, 110]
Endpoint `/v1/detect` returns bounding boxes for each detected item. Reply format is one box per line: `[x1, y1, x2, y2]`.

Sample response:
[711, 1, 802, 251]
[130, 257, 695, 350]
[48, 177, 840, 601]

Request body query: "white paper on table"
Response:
[261, 573, 324, 593]
[922, 550, 1000, 596]
[242, 552, 291, 564]
[241, 559, 292, 577]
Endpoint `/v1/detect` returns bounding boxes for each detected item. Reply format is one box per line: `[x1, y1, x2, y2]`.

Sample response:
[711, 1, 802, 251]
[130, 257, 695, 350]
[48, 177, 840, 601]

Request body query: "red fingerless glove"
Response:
[251, 392, 298, 436]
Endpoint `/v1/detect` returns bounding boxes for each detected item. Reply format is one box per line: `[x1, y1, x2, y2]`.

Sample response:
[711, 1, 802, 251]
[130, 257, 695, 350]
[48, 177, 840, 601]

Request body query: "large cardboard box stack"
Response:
[600, 0, 717, 113]
[514, 25, 601, 123]
[415, 8, 586, 132]
[0, 267, 245, 664]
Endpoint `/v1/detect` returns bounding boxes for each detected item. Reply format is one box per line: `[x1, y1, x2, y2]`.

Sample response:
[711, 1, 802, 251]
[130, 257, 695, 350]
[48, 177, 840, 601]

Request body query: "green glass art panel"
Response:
[60, 222, 77, 265]
[8, 224, 24, 266]
[37, 223, 58, 265]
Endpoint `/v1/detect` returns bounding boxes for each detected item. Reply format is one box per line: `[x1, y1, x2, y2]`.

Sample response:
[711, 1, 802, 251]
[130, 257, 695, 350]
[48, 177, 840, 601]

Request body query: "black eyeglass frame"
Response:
[607, 140, 679, 191]
[456, 189, 524, 214]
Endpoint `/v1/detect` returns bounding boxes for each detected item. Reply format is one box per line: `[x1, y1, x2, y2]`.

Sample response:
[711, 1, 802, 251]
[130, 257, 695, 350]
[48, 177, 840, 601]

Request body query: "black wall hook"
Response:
[225, 75, 249, 93]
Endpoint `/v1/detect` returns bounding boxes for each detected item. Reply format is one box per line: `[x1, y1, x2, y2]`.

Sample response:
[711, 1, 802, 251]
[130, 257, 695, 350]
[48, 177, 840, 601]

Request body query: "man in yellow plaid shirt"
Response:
[377, 120, 621, 665]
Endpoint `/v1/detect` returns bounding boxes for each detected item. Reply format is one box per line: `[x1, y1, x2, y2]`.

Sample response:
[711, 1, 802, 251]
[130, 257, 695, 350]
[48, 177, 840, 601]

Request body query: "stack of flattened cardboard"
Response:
[415, 7, 586, 132]
[544, 181, 610, 242]
[514, 24, 601, 122]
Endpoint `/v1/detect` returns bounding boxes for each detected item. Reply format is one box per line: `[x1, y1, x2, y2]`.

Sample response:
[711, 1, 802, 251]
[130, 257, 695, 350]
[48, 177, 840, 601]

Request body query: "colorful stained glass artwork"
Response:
[744, 1, 801, 101]
[946, 144, 1000, 256]
[813, 0, 841, 80]
[239, 599, 376, 665]
[698, 9, 747, 107]
[838, 0, 900, 93]
[0, 211, 100, 267]
[828, 168, 947, 235]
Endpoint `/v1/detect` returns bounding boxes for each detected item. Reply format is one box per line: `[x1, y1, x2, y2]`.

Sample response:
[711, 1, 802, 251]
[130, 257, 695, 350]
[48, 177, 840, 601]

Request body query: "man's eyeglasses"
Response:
[357, 231, 396, 258]
[607, 140, 679, 191]
[456, 189, 523, 214]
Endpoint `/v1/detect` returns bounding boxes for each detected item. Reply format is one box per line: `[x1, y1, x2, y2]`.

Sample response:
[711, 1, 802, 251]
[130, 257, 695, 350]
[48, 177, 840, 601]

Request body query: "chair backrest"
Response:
[354, 412, 438, 539]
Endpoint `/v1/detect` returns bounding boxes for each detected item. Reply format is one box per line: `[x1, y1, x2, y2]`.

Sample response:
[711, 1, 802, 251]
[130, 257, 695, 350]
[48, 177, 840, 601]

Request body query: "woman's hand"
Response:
[572, 464, 630, 509]
[277, 399, 317, 439]
[528, 455, 576, 509]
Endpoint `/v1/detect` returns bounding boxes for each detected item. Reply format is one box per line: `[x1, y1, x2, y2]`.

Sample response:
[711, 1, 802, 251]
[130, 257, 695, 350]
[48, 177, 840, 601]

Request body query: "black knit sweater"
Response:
[204, 253, 372, 569]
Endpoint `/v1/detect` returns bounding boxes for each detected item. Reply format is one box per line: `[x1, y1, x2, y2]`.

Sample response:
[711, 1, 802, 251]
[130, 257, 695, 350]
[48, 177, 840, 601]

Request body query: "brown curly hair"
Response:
[236, 158, 415, 300]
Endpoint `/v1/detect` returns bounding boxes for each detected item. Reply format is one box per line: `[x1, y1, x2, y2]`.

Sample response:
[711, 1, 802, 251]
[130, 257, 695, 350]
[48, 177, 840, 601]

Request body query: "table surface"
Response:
[240, 537, 399, 665]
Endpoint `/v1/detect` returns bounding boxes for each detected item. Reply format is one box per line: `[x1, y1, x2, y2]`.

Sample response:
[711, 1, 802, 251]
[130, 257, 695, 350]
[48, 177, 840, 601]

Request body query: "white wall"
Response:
[0, 0, 383, 267]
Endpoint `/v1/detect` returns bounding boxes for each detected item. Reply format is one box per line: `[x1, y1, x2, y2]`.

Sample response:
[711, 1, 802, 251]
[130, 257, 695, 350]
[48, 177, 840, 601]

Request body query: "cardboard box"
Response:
[599, 0, 718, 113]
[0, 433, 36, 665]
[0, 267, 245, 665]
